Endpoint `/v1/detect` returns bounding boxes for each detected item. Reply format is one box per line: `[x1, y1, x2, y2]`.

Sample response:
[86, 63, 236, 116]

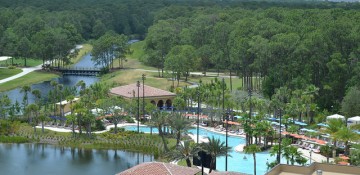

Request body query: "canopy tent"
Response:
[347, 116, 360, 127]
[326, 114, 345, 121]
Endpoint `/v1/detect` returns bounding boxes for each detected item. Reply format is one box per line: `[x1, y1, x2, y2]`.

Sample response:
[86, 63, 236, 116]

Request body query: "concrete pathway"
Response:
[0, 64, 42, 84]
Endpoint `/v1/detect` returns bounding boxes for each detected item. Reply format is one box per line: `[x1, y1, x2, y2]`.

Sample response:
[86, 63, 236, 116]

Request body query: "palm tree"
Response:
[25, 103, 39, 134]
[39, 107, 50, 133]
[167, 140, 200, 167]
[76, 80, 86, 95]
[324, 119, 344, 157]
[57, 84, 64, 117]
[283, 145, 301, 165]
[50, 80, 58, 116]
[0, 95, 11, 119]
[244, 144, 261, 175]
[201, 136, 232, 173]
[20, 85, 31, 111]
[320, 145, 332, 163]
[150, 110, 169, 152]
[31, 89, 42, 105]
[168, 112, 191, 145]
[335, 126, 359, 155]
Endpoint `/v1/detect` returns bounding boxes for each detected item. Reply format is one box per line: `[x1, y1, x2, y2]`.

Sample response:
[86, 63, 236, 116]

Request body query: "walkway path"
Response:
[0, 64, 43, 84]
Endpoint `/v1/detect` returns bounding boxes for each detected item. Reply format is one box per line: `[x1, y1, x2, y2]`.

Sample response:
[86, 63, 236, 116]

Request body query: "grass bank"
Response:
[0, 68, 22, 80]
[0, 71, 59, 92]
[70, 44, 93, 65]
[15, 124, 175, 158]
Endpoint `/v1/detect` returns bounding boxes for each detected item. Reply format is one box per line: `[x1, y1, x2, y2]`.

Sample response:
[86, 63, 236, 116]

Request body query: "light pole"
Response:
[247, 88, 252, 146]
[277, 109, 282, 164]
[197, 90, 200, 144]
[310, 149, 313, 164]
[222, 78, 225, 125]
[225, 111, 229, 171]
[136, 81, 140, 133]
[142, 74, 148, 134]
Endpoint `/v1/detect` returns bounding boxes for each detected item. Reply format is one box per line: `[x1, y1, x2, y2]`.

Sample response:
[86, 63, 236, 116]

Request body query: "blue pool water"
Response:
[122, 125, 288, 175]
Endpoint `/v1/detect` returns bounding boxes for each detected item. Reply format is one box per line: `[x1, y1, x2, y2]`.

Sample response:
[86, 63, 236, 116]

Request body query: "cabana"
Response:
[326, 114, 345, 121]
[347, 116, 360, 127]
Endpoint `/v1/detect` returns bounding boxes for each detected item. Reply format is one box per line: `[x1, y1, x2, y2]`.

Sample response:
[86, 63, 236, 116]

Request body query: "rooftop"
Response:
[110, 83, 176, 99]
[116, 162, 201, 175]
[266, 163, 360, 175]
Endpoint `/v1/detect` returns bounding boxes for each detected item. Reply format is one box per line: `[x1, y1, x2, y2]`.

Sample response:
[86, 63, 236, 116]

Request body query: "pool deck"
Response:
[37, 123, 331, 163]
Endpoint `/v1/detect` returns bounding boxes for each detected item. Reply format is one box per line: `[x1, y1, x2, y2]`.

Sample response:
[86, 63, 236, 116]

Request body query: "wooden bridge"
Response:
[52, 67, 101, 76]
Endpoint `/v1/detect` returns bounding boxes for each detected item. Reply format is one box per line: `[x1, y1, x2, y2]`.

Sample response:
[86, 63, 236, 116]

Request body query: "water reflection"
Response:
[0, 144, 153, 175]
[1, 53, 98, 104]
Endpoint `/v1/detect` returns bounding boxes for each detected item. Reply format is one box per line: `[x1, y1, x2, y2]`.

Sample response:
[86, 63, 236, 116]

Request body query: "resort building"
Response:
[110, 83, 176, 110]
[116, 162, 201, 175]
[266, 163, 360, 175]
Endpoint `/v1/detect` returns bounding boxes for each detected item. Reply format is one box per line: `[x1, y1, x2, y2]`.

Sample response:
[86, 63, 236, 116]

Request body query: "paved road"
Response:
[0, 64, 43, 84]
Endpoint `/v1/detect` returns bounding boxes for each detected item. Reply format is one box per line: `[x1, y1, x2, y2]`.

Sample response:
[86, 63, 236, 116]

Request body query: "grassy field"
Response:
[128, 41, 145, 60]
[185, 75, 243, 90]
[0, 58, 43, 67]
[69, 44, 93, 65]
[0, 68, 22, 80]
[112, 41, 157, 70]
[102, 69, 189, 91]
[103, 40, 245, 90]
[0, 71, 59, 92]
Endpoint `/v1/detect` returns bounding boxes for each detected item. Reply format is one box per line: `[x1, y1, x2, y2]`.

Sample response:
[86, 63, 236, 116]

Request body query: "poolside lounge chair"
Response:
[312, 145, 320, 153]
[291, 140, 301, 147]
[305, 144, 314, 150]
[300, 142, 309, 149]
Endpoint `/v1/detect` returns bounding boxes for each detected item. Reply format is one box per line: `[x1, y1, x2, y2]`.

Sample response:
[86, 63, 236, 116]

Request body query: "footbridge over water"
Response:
[52, 67, 101, 76]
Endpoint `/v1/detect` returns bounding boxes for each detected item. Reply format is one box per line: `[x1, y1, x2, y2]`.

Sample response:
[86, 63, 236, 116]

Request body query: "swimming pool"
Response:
[122, 125, 287, 175]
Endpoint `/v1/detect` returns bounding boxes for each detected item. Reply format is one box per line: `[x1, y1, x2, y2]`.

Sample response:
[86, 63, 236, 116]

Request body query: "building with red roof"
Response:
[110, 83, 176, 109]
[116, 162, 201, 175]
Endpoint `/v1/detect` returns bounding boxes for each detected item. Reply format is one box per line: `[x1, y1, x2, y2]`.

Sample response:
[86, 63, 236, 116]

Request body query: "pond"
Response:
[0, 143, 153, 175]
[0, 53, 98, 105]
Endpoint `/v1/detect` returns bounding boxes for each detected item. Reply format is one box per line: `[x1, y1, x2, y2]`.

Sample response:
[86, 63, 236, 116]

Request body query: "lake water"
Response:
[0, 143, 153, 175]
[0, 53, 98, 104]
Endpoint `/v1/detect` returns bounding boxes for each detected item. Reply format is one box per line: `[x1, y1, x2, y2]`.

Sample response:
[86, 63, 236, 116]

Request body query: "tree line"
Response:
[142, 4, 360, 113]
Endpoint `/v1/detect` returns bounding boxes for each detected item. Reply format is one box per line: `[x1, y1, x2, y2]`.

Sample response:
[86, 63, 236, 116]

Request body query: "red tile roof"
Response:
[110, 83, 176, 99]
[117, 162, 201, 175]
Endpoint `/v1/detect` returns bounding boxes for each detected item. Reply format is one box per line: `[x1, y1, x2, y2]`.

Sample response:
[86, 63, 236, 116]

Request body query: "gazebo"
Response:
[326, 114, 345, 121]
[347, 116, 360, 127]
[109, 83, 176, 110]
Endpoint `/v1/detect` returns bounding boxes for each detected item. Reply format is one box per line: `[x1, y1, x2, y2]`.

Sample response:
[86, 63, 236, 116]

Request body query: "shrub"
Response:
[8, 65, 16, 69]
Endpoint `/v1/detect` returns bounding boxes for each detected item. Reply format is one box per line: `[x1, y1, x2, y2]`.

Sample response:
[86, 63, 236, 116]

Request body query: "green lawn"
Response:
[0, 58, 43, 67]
[102, 69, 189, 91]
[0, 68, 22, 80]
[128, 41, 145, 60]
[0, 71, 58, 92]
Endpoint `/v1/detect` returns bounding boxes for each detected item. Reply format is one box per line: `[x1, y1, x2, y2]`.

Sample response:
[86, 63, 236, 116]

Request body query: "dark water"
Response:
[0, 53, 98, 104]
[0, 143, 153, 175]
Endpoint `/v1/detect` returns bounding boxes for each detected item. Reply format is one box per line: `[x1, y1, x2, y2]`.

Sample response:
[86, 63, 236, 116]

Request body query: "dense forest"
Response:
[1, 0, 360, 115]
